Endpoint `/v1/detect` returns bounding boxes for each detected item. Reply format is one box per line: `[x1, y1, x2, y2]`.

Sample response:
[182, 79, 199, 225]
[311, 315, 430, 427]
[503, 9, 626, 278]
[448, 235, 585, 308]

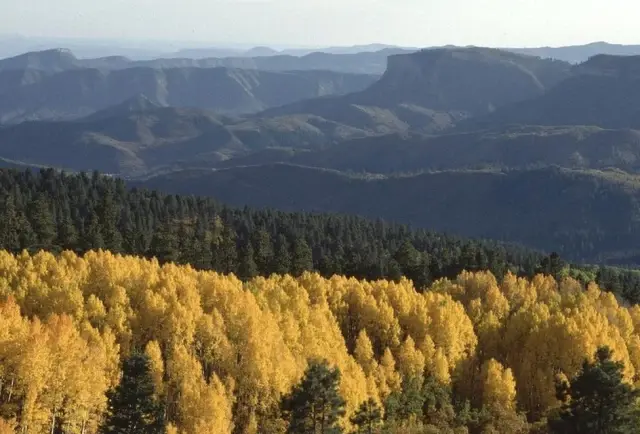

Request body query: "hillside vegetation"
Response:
[1, 251, 640, 433]
[139, 164, 640, 266]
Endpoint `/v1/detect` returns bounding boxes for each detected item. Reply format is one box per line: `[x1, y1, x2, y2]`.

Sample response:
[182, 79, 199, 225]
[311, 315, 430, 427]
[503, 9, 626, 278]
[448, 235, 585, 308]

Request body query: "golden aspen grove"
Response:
[1, 249, 640, 433]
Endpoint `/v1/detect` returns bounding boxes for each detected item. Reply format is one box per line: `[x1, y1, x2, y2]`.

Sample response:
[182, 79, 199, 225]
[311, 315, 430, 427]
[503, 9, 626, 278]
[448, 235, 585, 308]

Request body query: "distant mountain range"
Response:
[508, 41, 640, 64]
[261, 48, 572, 133]
[0, 47, 412, 75]
[4, 45, 640, 265]
[0, 66, 377, 123]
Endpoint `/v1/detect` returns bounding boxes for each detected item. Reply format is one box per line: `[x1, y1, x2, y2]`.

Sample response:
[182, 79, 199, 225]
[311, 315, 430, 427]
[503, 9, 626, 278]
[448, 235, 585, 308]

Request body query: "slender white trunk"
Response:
[50, 409, 56, 434]
[7, 378, 14, 402]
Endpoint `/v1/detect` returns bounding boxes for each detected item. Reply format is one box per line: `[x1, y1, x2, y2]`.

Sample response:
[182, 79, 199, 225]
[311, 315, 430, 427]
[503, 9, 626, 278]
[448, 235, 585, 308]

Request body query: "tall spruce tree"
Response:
[27, 194, 56, 248]
[272, 234, 292, 275]
[291, 237, 313, 276]
[282, 359, 346, 434]
[350, 398, 382, 434]
[549, 346, 640, 434]
[101, 353, 164, 434]
[238, 241, 258, 280]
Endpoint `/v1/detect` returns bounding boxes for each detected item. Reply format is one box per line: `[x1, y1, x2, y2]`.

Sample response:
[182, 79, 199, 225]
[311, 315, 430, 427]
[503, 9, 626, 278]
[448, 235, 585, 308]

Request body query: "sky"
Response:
[1, 0, 639, 49]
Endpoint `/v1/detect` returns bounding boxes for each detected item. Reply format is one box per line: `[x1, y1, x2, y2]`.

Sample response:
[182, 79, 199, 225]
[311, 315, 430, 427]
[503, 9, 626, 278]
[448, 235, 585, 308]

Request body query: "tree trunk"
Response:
[6, 377, 14, 403]
[50, 410, 56, 434]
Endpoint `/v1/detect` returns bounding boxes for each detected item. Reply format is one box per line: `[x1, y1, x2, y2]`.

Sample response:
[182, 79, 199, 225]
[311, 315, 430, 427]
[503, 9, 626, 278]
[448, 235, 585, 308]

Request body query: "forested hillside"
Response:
[2, 168, 640, 304]
[139, 164, 640, 268]
[1, 251, 640, 433]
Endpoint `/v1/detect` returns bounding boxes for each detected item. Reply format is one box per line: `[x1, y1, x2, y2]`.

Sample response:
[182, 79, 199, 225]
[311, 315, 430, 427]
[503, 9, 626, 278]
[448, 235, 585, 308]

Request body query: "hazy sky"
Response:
[2, 0, 639, 48]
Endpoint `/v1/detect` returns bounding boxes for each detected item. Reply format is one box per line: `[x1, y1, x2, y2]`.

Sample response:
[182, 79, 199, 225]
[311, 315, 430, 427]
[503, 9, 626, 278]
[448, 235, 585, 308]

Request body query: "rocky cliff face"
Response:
[358, 48, 572, 114]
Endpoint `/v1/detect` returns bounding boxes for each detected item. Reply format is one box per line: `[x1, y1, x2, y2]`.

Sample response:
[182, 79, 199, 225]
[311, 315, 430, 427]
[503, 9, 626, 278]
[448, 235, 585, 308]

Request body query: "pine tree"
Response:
[291, 237, 313, 276]
[272, 234, 292, 275]
[384, 376, 425, 423]
[148, 222, 179, 264]
[55, 212, 79, 250]
[251, 228, 274, 273]
[535, 252, 567, 281]
[28, 194, 56, 248]
[350, 399, 382, 434]
[98, 190, 123, 253]
[0, 195, 20, 251]
[238, 242, 258, 280]
[83, 211, 105, 251]
[282, 359, 346, 434]
[214, 225, 238, 274]
[548, 346, 640, 434]
[101, 353, 164, 434]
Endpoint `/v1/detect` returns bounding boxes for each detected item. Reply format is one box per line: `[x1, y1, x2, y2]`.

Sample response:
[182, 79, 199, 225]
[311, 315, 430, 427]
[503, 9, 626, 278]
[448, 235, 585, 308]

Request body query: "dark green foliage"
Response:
[27, 194, 56, 248]
[281, 359, 346, 434]
[535, 252, 568, 281]
[238, 241, 258, 279]
[291, 237, 313, 276]
[0, 195, 21, 251]
[251, 228, 274, 272]
[548, 346, 640, 434]
[382, 375, 491, 433]
[1, 168, 639, 303]
[101, 353, 164, 434]
[384, 376, 425, 422]
[272, 234, 292, 275]
[350, 399, 382, 434]
[421, 375, 458, 428]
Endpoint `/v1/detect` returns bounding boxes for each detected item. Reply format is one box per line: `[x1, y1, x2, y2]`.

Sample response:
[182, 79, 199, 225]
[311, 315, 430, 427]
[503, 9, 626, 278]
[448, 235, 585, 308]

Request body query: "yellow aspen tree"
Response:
[376, 348, 401, 398]
[145, 340, 165, 398]
[167, 344, 234, 434]
[396, 336, 426, 379]
[431, 348, 451, 384]
[481, 359, 517, 411]
[354, 330, 378, 376]
[424, 292, 477, 371]
[0, 298, 28, 416]
[500, 272, 536, 310]
[17, 318, 51, 433]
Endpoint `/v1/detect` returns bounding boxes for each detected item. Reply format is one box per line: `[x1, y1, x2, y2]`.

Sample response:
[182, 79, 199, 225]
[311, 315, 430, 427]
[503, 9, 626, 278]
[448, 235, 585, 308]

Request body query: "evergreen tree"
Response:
[214, 224, 238, 274]
[291, 237, 313, 276]
[0, 195, 20, 251]
[536, 252, 567, 281]
[55, 212, 79, 250]
[27, 194, 56, 248]
[238, 241, 258, 280]
[282, 359, 346, 434]
[101, 353, 164, 434]
[272, 234, 292, 275]
[252, 228, 274, 273]
[83, 211, 105, 251]
[384, 376, 425, 423]
[548, 346, 640, 434]
[98, 190, 123, 253]
[350, 398, 382, 434]
[148, 222, 179, 264]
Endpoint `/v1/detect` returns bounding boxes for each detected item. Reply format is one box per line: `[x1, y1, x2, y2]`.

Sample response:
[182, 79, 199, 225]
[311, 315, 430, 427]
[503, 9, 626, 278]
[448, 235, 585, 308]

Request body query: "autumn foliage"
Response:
[1, 250, 640, 432]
